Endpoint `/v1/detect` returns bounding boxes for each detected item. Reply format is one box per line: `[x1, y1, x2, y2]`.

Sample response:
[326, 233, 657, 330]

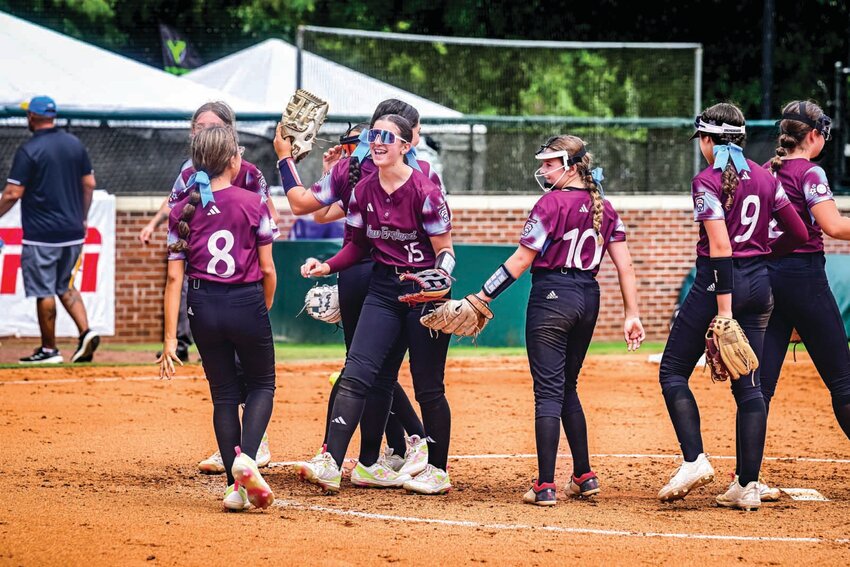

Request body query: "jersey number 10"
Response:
[562, 228, 603, 270]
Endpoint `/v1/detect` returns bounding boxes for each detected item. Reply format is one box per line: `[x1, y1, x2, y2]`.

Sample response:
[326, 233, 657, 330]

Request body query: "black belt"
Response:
[188, 278, 261, 290]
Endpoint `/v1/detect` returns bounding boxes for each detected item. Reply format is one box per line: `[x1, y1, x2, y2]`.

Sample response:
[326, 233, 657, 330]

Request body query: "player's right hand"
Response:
[139, 223, 155, 245]
[322, 145, 343, 174]
[274, 124, 293, 159]
[157, 339, 183, 379]
[300, 257, 330, 278]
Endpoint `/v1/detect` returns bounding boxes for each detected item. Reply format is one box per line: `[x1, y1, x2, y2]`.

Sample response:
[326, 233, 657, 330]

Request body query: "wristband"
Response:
[278, 157, 302, 195]
[709, 256, 733, 294]
[435, 250, 456, 276]
[482, 264, 516, 299]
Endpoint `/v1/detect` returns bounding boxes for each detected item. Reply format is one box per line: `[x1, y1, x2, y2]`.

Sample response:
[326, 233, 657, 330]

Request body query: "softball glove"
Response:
[279, 89, 329, 162]
[420, 293, 493, 337]
[304, 284, 341, 324]
[705, 316, 759, 382]
[398, 269, 453, 305]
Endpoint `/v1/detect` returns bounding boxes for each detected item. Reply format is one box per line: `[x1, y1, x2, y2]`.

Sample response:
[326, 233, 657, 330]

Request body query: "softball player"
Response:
[159, 125, 277, 511]
[276, 99, 441, 476]
[759, 101, 850, 444]
[462, 135, 644, 505]
[141, 102, 277, 475]
[293, 114, 455, 494]
[657, 103, 807, 511]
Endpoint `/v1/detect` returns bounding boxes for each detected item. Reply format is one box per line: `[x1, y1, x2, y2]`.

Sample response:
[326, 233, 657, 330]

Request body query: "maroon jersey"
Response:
[762, 158, 833, 254]
[311, 156, 442, 244]
[345, 169, 451, 269]
[519, 188, 626, 275]
[692, 159, 791, 258]
[167, 185, 275, 284]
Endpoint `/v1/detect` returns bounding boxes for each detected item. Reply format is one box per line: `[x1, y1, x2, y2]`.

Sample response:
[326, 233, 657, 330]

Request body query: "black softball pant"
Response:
[326, 263, 451, 469]
[659, 257, 772, 485]
[761, 253, 850, 439]
[526, 269, 600, 481]
[188, 280, 276, 485]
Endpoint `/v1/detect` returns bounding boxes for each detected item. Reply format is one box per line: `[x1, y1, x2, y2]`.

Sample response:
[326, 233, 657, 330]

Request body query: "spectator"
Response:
[288, 216, 345, 240]
[0, 96, 100, 363]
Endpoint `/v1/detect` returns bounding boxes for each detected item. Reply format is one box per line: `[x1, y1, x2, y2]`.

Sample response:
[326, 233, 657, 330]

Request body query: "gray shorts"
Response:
[21, 243, 84, 298]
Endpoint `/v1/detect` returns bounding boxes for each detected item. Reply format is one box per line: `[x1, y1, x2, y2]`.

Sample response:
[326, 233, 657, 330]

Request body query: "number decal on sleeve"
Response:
[207, 229, 236, 277]
[562, 228, 603, 270]
[404, 242, 425, 263]
[734, 195, 760, 243]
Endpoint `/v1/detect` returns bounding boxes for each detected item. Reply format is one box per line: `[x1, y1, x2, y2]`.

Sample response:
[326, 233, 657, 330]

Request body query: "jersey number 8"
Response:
[207, 229, 236, 278]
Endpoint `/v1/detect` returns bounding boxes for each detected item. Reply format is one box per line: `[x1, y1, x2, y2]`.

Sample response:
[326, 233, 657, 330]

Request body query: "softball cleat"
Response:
[716, 480, 761, 511]
[198, 451, 225, 474]
[350, 457, 411, 488]
[296, 451, 341, 493]
[523, 480, 558, 506]
[256, 432, 271, 468]
[568, 471, 601, 498]
[231, 447, 275, 509]
[403, 464, 451, 495]
[381, 447, 406, 473]
[658, 453, 715, 502]
[223, 482, 250, 512]
[398, 434, 428, 477]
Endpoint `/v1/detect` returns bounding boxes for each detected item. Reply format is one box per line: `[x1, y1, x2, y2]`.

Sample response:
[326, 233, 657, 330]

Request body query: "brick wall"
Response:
[114, 196, 850, 343]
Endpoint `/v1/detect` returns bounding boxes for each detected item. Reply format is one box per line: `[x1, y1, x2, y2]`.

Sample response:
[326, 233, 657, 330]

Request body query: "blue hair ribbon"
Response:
[405, 144, 422, 172]
[712, 143, 749, 173]
[187, 171, 214, 207]
[350, 130, 371, 162]
[591, 167, 605, 196]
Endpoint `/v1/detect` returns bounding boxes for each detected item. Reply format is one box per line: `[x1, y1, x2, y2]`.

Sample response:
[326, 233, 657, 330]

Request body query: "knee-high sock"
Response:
[832, 393, 850, 440]
[420, 396, 451, 470]
[322, 377, 343, 447]
[535, 416, 560, 484]
[561, 394, 590, 477]
[737, 397, 767, 486]
[358, 387, 394, 467]
[663, 385, 704, 461]
[241, 390, 274, 460]
[212, 404, 241, 486]
[326, 385, 366, 468]
[385, 383, 425, 455]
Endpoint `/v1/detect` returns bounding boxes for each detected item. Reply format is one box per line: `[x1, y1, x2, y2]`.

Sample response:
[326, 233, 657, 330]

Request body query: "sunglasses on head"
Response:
[367, 128, 409, 145]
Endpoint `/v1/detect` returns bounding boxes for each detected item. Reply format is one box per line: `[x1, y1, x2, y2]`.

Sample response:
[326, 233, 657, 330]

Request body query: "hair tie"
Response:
[187, 171, 214, 207]
[591, 167, 605, 196]
[405, 144, 422, 172]
[712, 143, 750, 173]
[350, 130, 371, 162]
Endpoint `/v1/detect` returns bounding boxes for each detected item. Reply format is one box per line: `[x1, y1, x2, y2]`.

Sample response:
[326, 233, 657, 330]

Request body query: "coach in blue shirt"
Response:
[0, 96, 101, 364]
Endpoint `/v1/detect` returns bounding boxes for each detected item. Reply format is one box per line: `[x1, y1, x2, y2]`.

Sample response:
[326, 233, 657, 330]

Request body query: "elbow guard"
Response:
[482, 264, 516, 300]
[709, 257, 733, 295]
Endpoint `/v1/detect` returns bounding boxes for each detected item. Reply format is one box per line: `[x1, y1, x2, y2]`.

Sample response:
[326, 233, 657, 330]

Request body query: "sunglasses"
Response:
[367, 128, 409, 145]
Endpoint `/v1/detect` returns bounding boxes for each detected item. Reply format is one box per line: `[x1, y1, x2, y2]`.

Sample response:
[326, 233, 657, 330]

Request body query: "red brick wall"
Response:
[114, 202, 850, 342]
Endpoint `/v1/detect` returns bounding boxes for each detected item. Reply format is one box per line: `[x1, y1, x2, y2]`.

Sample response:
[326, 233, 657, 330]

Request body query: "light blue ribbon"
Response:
[350, 130, 371, 162]
[591, 167, 605, 197]
[187, 171, 214, 207]
[405, 144, 422, 172]
[712, 143, 750, 173]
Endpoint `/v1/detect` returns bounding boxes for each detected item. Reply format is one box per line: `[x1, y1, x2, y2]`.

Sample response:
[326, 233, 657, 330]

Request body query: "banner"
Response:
[159, 23, 202, 76]
[0, 191, 115, 337]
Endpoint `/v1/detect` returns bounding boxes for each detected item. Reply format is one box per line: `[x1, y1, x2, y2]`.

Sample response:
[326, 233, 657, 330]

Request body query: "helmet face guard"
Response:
[533, 139, 587, 191]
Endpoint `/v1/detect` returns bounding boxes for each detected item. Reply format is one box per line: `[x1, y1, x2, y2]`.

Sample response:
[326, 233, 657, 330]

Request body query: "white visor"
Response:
[535, 148, 569, 161]
[695, 118, 746, 135]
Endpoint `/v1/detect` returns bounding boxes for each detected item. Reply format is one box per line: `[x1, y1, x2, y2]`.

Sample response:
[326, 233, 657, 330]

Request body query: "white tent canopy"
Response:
[0, 11, 264, 114]
[186, 39, 461, 119]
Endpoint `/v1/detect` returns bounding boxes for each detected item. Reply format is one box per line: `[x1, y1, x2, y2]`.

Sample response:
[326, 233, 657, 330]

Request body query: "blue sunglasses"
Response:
[367, 128, 409, 145]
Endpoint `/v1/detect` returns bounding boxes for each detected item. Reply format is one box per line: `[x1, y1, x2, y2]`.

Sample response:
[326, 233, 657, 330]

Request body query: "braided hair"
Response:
[540, 135, 604, 245]
[349, 99, 421, 191]
[697, 103, 747, 210]
[168, 126, 240, 254]
[770, 100, 826, 174]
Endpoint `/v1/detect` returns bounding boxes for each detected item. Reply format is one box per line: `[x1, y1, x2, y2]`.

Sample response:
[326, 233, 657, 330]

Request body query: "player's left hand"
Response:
[322, 145, 343, 174]
[157, 338, 183, 380]
[624, 316, 645, 351]
[301, 257, 330, 278]
[274, 124, 293, 160]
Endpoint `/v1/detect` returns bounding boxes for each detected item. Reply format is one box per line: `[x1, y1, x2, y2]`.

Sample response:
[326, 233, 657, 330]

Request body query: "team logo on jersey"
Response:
[579, 204, 589, 213]
[438, 203, 450, 224]
[695, 193, 706, 214]
[521, 218, 538, 238]
[366, 203, 375, 212]
[206, 205, 221, 216]
[741, 171, 750, 180]
[816, 183, 829, 196]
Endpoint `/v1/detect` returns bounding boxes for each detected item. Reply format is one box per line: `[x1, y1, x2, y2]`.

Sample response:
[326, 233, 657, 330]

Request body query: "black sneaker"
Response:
[71, 330, 100, 363]
[19, 347, 63, 364]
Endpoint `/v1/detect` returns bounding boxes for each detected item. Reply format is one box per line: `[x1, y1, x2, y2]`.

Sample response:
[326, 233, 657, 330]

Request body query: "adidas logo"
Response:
[546, 291, 558, 300]
[206, 205, 221, 216]
[187, 307, 194, 316]
[706, 283, 716, 292]
[331, 416, 347, 425]
[741, 171, 751, 180]
[366, 203, 375, 212]
[425, 436, 436, 443]
[579, 204, 589, 213]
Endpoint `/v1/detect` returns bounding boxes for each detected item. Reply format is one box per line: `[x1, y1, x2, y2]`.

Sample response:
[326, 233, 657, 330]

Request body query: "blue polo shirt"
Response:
[7, 127, 93, 245]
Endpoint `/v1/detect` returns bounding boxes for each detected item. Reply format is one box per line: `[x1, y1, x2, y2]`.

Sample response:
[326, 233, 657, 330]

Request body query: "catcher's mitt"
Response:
[304, 284, 341, 324]
[280, 89, 329, 162]
[704, 316, 759, 382]
[420, 294, 494, 337]
[398, 269, 453, 305]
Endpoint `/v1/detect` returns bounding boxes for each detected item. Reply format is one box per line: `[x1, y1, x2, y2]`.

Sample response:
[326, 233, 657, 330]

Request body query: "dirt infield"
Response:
[1, 352, 849, 566]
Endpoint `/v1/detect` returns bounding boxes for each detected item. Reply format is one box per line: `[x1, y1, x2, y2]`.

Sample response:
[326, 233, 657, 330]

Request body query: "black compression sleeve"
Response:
[709, 257, 733, 295]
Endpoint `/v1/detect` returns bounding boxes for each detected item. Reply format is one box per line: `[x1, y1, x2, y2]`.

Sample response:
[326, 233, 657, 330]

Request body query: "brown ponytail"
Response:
[697, 103, 746, 210]
[770, 100, 826, 174]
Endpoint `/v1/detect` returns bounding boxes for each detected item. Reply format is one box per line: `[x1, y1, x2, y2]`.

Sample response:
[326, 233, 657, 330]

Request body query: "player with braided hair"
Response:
[160, 126, 277, 512]
[421, 134, 644, 505]
[758, 100, 850, 467]
[657, 103, 807, 511]
[275, 100, 441, 477]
